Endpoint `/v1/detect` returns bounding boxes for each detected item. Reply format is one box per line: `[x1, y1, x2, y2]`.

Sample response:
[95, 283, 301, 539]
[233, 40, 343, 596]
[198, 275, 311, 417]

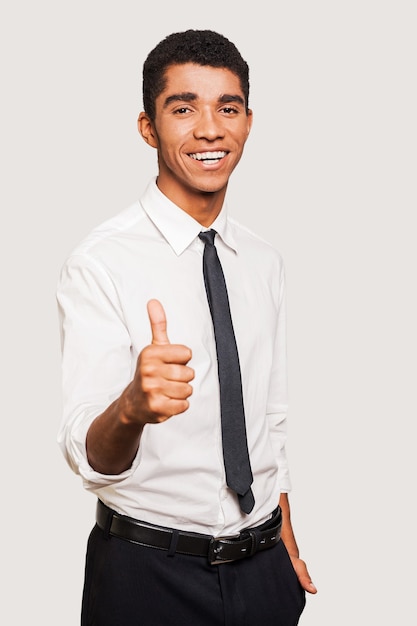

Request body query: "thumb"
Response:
[147, 299, 170, 345]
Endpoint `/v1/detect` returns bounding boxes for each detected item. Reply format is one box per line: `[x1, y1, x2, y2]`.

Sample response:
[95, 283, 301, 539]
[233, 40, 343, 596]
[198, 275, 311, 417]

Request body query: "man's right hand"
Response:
[120, 299, 195, 426]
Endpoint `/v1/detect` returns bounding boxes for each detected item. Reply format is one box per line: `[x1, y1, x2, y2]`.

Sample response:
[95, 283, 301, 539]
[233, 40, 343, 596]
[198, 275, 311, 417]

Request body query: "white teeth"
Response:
[189, 151, 227, 161]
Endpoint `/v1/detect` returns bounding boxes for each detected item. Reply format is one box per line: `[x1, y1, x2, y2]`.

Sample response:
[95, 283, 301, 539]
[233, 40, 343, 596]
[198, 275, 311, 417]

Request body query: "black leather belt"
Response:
[96, 499, 282, 565]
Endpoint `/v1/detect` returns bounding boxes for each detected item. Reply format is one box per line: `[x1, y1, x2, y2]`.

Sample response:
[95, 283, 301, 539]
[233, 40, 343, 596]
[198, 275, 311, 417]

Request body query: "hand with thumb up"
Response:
[120, 299, 195, 426]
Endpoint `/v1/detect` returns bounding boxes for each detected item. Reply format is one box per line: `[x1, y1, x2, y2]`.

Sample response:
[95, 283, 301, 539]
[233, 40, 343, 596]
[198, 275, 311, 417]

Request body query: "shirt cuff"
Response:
[58, 408, 141, 489]
[267, 410, 292, 492]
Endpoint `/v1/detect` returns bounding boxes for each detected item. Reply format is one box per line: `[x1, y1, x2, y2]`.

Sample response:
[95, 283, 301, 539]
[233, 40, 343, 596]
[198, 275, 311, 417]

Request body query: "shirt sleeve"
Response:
[56, 253, 139, 488]
[266, 261, 292, 493]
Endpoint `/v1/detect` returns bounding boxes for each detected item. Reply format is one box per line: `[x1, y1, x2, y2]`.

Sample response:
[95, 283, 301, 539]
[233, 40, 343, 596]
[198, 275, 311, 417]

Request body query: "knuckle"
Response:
[141, 377, 158, 394]
[139, 345, 153, 361]
[147, 396, 166, 415]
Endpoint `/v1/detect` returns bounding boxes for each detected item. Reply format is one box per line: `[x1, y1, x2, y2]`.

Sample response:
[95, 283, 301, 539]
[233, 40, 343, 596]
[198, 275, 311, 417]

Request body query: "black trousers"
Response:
[81, 523, 306, 626]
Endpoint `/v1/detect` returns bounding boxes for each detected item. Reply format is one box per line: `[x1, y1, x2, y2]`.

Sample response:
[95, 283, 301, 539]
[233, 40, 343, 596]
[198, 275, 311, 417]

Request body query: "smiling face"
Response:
[138, 63, 253, 223]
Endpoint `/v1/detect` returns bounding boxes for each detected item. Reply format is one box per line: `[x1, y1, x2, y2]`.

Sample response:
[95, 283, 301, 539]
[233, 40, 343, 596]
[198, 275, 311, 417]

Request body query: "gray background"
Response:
[1, 1, 416, 623]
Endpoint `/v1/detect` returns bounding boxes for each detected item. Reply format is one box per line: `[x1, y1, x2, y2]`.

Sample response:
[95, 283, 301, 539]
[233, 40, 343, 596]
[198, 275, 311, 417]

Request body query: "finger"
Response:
[164, 380, 194, 400]
[147, 299, 170, 345]
[291, 557, 318, 594]
[163, 362, 194, 381]
[300, 577, 317, 594]
[158, 398, 191, 421]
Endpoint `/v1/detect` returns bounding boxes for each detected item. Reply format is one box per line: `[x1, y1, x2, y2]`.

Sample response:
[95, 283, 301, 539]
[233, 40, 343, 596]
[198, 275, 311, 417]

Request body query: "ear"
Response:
[138, 112, 158, 148]
[246, 109, 254, 136]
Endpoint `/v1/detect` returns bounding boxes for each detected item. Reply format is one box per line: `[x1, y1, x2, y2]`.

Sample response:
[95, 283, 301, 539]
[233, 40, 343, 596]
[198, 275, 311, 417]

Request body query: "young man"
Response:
[57, 29, 316, 625]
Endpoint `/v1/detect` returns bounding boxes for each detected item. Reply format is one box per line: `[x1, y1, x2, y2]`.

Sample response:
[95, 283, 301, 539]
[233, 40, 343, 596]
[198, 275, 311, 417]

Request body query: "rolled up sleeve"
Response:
[56, 254, 139, 488]
[266, 263, 292, 493]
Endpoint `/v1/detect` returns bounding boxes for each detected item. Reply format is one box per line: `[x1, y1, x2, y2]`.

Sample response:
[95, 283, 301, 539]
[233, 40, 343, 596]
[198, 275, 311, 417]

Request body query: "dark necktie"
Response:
[199, 229, 255, 514]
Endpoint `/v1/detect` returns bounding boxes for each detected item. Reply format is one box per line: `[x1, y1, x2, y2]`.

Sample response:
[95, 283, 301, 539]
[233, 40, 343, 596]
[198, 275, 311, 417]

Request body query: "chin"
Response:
[192, 175, 229, 195]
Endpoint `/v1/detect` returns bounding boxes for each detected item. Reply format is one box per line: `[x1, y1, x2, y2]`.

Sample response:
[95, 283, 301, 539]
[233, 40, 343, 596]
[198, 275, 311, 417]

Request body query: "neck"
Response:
[155, 178, 227, 227]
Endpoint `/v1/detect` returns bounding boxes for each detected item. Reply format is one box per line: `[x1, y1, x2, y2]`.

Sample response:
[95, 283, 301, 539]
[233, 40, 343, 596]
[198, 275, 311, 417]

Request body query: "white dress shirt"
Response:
[57, 179, 291, 536]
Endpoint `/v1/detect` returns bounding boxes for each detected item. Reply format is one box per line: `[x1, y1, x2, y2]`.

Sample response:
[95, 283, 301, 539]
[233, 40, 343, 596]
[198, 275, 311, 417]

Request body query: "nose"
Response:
[194, 108, 224, 141]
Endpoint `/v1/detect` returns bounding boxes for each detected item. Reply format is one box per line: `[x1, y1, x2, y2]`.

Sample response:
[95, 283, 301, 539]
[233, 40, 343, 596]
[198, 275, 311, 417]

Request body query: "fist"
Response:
[124, 300, 195, 425]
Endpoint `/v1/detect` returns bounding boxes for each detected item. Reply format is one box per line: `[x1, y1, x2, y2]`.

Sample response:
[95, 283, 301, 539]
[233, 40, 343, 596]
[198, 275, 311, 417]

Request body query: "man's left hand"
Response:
[289, 555, 317, 594]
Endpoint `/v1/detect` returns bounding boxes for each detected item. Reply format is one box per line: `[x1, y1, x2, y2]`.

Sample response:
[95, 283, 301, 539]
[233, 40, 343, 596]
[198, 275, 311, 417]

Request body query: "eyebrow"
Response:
[218, 94, 245, 106]
[163, 92, 245, 108]
[163, 93, 197, 108]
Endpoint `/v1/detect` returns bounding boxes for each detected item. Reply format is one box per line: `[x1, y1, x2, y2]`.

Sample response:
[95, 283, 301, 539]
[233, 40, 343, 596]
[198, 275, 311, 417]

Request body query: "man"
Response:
[57, 29, 316, 625]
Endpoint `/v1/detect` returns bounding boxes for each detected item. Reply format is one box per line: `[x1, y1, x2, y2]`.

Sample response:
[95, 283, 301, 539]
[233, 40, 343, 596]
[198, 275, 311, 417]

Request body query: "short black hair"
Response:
[142, 29, 250, 120]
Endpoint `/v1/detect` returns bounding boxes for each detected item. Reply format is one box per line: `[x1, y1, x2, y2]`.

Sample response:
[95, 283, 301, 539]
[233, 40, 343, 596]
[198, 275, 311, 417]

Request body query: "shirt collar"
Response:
[140, 178, 238, 256]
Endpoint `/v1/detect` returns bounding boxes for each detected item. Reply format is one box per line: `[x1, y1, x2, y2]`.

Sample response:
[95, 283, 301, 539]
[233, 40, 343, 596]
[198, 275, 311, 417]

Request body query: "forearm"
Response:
[86, 385, 144, 475]
[278, 492, 299, 557]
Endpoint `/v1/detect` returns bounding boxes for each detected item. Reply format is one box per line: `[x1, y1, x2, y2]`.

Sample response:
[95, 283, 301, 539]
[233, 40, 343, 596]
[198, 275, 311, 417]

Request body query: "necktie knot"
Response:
[199, 229, 217, 246]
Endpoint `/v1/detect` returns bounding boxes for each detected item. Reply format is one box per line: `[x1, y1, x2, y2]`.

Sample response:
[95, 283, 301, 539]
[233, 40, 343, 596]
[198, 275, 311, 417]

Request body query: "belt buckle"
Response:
[208, 534, 240, 565]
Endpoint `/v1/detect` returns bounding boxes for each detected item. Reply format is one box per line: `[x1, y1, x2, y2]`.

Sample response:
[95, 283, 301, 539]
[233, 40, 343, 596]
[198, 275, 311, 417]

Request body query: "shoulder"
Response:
[69, 201, 146, 259]
[57, 200, 149, 290]
[228, 216, 285, 269]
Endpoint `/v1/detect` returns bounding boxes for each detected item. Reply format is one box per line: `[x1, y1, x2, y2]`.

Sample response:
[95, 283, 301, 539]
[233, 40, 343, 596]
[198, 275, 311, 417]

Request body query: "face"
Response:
[138, 63, 253, 213]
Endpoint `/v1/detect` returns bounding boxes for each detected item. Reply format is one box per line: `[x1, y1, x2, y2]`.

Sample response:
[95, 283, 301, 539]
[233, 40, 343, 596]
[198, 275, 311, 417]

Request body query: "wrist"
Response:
[116, 388, 144, 428]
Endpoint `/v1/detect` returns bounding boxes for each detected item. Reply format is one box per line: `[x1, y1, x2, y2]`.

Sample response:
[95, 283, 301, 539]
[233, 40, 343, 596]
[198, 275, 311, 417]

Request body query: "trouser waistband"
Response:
[96, 500, 282, 565]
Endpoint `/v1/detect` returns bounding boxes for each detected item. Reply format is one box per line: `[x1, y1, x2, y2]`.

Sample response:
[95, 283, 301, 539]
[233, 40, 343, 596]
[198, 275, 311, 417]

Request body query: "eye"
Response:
[173, 106, 192, 115]
[220, 106, 239, 115]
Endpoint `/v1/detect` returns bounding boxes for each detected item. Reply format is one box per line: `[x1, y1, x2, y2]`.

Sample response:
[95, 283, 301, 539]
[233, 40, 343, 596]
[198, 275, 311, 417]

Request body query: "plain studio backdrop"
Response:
[1, 2, 415, 624]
